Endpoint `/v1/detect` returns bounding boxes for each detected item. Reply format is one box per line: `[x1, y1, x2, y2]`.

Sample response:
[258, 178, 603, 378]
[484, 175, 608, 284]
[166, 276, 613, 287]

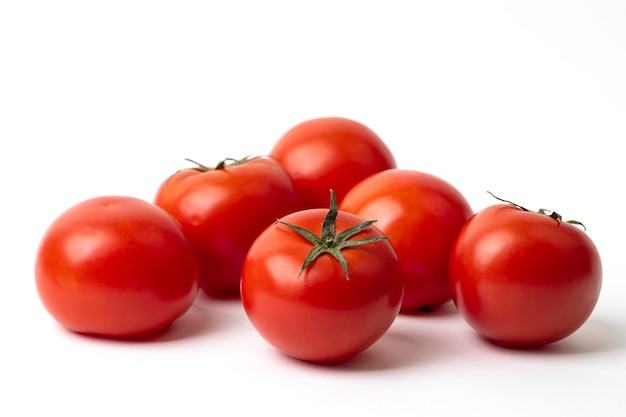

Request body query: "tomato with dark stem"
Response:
[35, 196, 199, 338]
[449, 192, 602, 347]
[241, 190, 404, 363]
[154, 155, 301, 297]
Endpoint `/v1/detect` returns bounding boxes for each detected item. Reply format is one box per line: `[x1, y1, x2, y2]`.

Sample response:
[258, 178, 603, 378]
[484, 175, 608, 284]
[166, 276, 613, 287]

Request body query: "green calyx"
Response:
[487, 191, 587, 231]
[184, 154, 269, 171]
[276, 190, 388, 280]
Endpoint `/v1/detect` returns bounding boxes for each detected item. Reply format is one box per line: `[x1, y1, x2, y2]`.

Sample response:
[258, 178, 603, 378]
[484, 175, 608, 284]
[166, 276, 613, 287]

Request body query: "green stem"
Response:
[184, 154, 271, 172]
[487, 191, 586, 231]
[276, 190, 389, 280]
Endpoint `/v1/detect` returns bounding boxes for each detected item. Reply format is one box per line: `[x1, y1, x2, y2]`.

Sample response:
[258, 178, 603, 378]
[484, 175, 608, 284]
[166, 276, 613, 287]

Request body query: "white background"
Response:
[2, 1, 625, 416]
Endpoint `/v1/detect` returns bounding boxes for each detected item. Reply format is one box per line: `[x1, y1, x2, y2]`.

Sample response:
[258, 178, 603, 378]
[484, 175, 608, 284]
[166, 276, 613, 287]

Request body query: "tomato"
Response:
[270, 117, 397, 209]
[448, 196, 602, 347]
[35, 196, 199, 338]
[241, 191, 404, 362]
[340, 169, 473, 312]
[154, 156, 301, 297]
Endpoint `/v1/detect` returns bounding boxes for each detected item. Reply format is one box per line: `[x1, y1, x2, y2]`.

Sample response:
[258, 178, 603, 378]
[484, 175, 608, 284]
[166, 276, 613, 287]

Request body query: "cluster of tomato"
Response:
[35, 117, 603, 363]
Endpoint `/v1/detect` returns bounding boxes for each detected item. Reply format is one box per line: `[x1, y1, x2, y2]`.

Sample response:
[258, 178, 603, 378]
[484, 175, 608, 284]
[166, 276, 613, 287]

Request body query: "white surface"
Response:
[2, 1, 625, 416]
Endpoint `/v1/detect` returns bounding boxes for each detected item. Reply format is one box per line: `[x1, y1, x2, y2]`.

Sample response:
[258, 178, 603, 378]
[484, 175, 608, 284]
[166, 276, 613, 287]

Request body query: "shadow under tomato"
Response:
[66, 292, 245, 344]
[137, 302, 216, 342]
[277, 303, 469, 372]
[337, 331, 426, 371]
[285, 325, 458, 373]
[475, 316, 626, 356]
[399, 300, 459, 318]
[141, 294, 246, 343]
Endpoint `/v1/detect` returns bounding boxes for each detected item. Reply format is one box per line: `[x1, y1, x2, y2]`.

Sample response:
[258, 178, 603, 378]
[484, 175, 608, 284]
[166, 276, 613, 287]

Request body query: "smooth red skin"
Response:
[340, 169, 473, 311]
[241, 209, 404, 363]
[449, 204, 602, 347]
[35, 196, 199, 338]
[270, 117, 397, 209]
[154, 157, 301, 297]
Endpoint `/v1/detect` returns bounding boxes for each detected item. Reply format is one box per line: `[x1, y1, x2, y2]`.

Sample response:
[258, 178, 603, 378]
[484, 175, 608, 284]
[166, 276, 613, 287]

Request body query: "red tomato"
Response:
[241, 191, 403, 362]
[449, 199, 602, 347]
[35, 196, 199, 338]
[154, 156, 301, 297]
[340, 169, 473, 311]
[270, 117, 397, 209]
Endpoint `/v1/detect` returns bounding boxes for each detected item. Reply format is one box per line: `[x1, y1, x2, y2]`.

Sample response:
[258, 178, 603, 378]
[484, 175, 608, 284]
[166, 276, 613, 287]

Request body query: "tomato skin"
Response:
[35, 196, 199, 338]
[154, 157, 300, 297]
[270, 117, 397, 209]
[340, 169, 473, 311]
[449, 204, 602, 347]
[241, 209, 404, 363]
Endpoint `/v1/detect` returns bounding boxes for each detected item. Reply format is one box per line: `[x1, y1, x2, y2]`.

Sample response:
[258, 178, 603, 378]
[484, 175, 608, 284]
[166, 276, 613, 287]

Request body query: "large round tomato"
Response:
[241, 191, 403, 362]
[270, 117, 397, 209]
[35, 196, 199, 338]
[154, 156, 300, 297]
[340, 169, 473, 312]
[449, 201, 602, 347]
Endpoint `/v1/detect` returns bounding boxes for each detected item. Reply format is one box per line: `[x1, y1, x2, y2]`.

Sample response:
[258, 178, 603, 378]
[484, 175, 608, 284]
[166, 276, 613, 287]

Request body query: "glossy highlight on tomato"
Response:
[35, 196, 199, 338]
[340, 169, 473, 311]
[154, 156, 301, 297]
[271, 117, 397, 209]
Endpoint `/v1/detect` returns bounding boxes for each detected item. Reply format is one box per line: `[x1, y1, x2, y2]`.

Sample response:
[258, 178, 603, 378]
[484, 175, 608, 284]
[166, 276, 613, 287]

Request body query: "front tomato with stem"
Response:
[154, 155, 301, 297]
[241, 190, 404, 363]
[449, 192, 602, 347]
